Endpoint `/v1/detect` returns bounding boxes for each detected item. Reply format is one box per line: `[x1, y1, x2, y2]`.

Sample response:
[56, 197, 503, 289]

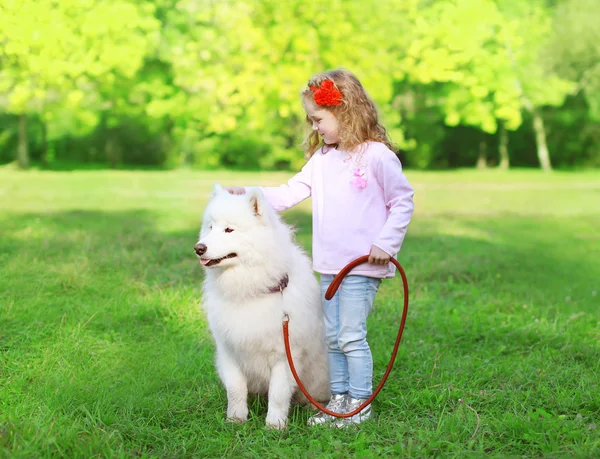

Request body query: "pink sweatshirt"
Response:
[261, 142, 414, 278]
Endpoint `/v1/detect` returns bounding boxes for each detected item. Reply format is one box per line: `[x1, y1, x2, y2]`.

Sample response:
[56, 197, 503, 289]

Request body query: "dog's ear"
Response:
[246, 187, 265, 217]
[211, 183, 224, 197]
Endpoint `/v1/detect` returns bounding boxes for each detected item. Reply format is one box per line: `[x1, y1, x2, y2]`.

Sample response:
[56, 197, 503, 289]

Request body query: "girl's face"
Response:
[304, 101, 340, 145]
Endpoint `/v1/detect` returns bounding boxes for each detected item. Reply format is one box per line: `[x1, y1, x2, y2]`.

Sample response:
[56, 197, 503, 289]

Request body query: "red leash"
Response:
[282, 255, 409, 418]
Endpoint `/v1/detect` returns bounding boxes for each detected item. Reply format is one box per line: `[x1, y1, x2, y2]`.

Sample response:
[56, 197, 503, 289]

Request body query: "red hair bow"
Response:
[309, 80, 343, 106]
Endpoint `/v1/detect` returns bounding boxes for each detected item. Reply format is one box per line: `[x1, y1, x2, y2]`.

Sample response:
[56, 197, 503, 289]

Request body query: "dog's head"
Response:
[195, 183, 273, 269]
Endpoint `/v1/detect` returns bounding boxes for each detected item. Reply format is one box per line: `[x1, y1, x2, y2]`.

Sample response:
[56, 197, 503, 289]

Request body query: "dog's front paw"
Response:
[226, 415, 247, 424]
[226, 406, 248, 423]
[265, 414, 288, 430]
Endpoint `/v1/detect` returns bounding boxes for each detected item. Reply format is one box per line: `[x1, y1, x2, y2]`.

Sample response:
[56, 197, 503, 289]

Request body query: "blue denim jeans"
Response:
[320, 274, 381, 400]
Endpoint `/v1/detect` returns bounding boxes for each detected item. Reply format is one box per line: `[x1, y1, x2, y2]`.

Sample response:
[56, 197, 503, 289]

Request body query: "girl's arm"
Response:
[372, 150, 415, 257]
[260, 161, 312, 211]
[227, 159, 313, 212]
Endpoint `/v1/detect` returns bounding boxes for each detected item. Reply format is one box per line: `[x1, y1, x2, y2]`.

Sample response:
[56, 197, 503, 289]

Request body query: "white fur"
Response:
[197, 184, 329, 429]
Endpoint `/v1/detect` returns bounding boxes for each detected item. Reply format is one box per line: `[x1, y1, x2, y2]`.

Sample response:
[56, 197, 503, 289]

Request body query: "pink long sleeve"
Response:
[260, 160, 313, 212]
[372, 150, 415, 257]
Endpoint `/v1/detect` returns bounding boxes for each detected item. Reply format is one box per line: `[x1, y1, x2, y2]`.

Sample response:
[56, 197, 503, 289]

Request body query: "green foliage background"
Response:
[1, 0, 599, 170]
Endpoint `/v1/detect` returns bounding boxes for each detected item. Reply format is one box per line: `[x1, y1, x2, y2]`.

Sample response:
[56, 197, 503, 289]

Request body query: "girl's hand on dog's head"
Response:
[226, 187, 246, 195]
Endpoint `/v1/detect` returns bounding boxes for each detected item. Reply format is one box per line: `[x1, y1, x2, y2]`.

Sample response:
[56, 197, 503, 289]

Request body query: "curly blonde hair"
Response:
[301, 69, 394, 158]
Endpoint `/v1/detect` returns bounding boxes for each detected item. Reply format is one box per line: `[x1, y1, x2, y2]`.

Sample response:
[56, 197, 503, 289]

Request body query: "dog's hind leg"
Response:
[216, 348, 249, 423]
[265, 361, 294, 430]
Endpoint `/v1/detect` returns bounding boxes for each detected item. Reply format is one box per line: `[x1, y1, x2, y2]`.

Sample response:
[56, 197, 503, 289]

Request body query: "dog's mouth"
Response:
[199, 253, 237, 267]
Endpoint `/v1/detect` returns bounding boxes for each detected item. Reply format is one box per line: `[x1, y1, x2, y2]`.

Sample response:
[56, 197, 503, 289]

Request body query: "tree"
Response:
[392, 0, 522, 168]
[0, 0, 159, 168]
[391, 0, 575, 171]
[497, 0, 575, 171]
[549, 0, 600, 120]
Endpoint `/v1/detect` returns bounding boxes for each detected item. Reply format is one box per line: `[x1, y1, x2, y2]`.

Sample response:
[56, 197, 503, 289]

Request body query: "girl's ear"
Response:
[211, 183, 224, 197]
[246, 187, 265, 217]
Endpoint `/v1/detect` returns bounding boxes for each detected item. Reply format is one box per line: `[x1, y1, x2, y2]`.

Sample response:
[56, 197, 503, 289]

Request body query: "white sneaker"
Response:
[334, 397, 372, 428]
[307, 393, 348, 426]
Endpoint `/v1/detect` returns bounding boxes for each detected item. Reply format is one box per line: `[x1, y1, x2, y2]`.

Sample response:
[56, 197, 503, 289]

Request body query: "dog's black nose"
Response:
[194, 243, 207, 256]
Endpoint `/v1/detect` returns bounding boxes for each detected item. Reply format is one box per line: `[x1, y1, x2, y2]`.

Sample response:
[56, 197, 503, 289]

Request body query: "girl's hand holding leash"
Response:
[368, 246, 391, 265]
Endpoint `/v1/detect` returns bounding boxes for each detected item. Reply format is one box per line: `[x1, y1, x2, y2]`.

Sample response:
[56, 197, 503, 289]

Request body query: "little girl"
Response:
[228, 69, 414, 427]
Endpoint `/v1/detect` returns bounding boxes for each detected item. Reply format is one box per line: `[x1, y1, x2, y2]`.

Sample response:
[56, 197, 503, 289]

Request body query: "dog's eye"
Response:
[224, 228, 234, 233]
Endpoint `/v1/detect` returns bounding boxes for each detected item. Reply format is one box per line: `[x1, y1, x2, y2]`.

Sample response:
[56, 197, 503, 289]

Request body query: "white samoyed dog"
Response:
[195, 184, 329, 429]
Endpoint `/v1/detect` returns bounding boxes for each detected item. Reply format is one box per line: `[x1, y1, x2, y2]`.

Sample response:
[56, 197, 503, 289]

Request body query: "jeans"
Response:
[320, 274, 381, 400]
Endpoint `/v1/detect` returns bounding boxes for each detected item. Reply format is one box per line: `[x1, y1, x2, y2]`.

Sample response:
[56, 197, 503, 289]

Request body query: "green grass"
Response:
[1, 167, 599, 458]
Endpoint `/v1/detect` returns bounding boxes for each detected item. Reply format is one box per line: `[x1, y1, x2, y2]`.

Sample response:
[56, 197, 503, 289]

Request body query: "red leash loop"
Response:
[282, 255, 409, 418]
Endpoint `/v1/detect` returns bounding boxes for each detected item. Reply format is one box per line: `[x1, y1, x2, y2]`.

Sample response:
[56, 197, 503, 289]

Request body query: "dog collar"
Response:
[267, 274, 289, 294]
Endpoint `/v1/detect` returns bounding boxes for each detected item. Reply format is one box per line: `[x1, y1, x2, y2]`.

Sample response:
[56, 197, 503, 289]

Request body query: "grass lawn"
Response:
[1, 167, 599, 458]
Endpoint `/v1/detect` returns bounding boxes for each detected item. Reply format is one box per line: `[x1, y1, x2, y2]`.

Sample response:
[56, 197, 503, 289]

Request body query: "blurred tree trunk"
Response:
[532, 110, 552, 172]
[17, 114, 29, 169]
[106, 136, 120, 169]
[100, 111, 120, 168]
[505, 38, 560, 172]
[499, 123, 510, 170]
[476, 140, 487, 169]
[40, 119, 48, 167]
